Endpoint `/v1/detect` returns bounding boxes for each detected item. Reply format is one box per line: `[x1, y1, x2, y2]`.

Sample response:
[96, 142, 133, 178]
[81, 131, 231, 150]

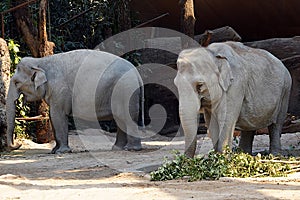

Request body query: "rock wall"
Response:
[0, 38, 10, 150]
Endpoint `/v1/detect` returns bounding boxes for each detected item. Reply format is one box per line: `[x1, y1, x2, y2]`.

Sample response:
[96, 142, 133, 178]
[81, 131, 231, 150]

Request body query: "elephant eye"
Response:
[31, 72, 37, 81]
[196, 83, 203, 93]
[15, 81, 21, 88]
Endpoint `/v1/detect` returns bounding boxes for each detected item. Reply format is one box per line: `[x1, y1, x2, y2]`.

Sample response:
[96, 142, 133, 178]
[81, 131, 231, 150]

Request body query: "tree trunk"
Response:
[34, 100, 53, 143]
[13, 0, 55, 57]
[35, 0, 54, 143]
[38, 0, 55, 57]
[179, 0, 196, 39]
[13, 0, 39, 57]
[0, 38, 10, 151]
[195, 26, 242, 46]
[13, 0, 54, 143]
[117, 0, 131, 31]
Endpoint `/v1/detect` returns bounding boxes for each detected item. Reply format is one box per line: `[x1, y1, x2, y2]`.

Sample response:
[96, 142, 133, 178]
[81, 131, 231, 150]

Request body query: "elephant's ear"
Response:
[31, 66, 47, 90]
[215, 54, 233, 91]
[8, 78, 21, 102]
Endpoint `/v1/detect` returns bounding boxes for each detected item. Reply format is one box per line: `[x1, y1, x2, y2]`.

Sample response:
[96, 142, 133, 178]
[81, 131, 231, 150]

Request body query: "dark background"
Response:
[131, 0, 300, 41]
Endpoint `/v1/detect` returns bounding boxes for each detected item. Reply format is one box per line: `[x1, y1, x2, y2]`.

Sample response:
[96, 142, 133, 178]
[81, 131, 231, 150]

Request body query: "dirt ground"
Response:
[0, 129, 300, 200]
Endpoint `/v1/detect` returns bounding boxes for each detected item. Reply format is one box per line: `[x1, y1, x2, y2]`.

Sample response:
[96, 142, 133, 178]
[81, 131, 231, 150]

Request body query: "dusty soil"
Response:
[0, 129, 300, 200]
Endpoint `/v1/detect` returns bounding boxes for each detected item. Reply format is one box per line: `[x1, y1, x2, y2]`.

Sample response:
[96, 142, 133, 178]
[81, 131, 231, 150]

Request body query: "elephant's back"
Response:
[69, 50, 140, 121]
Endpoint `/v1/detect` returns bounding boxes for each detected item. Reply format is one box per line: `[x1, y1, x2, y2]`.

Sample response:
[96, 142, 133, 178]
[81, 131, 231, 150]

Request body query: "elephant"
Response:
[6, 49, 144, 153]
[174, 42, 292, 158]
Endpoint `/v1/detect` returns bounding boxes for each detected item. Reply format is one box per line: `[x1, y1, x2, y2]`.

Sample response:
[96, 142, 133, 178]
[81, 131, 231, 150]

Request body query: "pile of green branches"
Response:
[150, 149, 300, 181]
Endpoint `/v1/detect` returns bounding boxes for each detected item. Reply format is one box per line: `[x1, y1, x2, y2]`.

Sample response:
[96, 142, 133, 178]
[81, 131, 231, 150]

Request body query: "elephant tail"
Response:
[138, 80, 145, 129]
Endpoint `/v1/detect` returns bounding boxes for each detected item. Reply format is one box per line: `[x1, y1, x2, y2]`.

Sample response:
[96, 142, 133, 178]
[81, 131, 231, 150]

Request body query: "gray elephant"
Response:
[175, 42, 291, 157]
[6, 49, 144, 153]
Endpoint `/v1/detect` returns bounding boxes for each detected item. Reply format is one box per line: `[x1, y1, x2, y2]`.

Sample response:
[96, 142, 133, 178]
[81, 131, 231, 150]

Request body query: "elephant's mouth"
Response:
[21, 92, 37, 103]
[21, 94, 27, 105]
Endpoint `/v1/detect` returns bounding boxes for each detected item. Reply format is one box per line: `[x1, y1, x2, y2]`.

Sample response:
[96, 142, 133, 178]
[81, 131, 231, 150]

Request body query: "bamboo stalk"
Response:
[16, 115, 49, 121]
[259, 160, 300, 164]
[1, 0, 38, 14]
[285, 168, 300, 174]
[251, 172, 269, 178]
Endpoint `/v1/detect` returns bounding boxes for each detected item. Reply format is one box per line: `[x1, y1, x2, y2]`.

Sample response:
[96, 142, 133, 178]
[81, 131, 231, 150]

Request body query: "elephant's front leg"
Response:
[216, 122, 236, 152]
[213, 98, 243, 152]
[50, 107, 71, 154]
[211, 113, 236, 152]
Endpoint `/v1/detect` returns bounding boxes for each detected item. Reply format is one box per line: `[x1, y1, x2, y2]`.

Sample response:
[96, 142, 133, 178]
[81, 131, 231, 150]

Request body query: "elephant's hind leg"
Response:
[268, 82, 290, 155]
[268, 123, 282, 155]
[124, 134, 142, 151]
[50, 107, 71, 154]
[239, 131, 255, 154]
[112, 122, 142, 151]
[123, 120, 142, 151]
[112, 127, 128, 150]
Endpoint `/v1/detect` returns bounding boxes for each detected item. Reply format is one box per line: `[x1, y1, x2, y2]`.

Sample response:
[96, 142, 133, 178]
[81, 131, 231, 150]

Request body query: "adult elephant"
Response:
[175, 42, 291, 158]
[6, 50, 144, 153]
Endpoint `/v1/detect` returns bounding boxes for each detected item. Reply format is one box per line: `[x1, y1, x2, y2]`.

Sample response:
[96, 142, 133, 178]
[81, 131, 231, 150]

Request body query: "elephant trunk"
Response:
[179, 100, 200, 158]
[6, 81, 21, 151]
[175, 76, 200, 158]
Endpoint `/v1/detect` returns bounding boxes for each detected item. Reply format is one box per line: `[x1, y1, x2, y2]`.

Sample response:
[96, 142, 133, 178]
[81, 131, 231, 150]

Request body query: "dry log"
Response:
[234, 116, 300, 136]
[195, 26, 242, 46]
[253, 122, 300, 134]
[281, 55, 300, 70]
[16, 115, 49, 121]
[283, 56, 300, 117]
[245, 36, 300, 60]
[282, 121, 300, 134]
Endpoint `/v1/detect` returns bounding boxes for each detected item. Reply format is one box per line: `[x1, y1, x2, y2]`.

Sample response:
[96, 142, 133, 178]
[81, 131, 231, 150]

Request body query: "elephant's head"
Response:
[6, 58, 47, 150]
[174, 45, 233, 157]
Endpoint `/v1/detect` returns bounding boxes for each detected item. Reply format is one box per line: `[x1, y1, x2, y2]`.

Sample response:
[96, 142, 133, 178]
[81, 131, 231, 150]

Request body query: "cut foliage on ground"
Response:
[150, 149, 300, 181]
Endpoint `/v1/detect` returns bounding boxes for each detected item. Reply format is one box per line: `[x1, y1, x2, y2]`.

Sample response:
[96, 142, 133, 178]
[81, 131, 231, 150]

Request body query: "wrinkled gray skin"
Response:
[6, 49, 143, 153]
[175, 42, 292, 158]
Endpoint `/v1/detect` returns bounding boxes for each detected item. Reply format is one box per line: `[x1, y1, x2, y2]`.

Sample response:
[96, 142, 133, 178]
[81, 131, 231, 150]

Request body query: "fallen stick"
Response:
[259, 160, 300, 164]
[16, 115, 49, 121]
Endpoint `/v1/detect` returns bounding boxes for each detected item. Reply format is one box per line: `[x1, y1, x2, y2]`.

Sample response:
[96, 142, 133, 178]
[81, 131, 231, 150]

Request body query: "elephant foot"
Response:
[124, 144, 142, 151]
[51, 145, 72, 154]
[112, 139, 127, 151]
[112, 144, 124, 151]
[112, 144, 142, 151]
[269, 148, 282, 156]
[7, 143, 22, 151]
[124, 136, 142, 151]
[112, 135, 142, 151]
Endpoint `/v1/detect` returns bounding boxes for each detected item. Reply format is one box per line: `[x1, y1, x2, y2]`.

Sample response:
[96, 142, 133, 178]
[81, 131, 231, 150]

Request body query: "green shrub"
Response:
[150, 149, 299, 181]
